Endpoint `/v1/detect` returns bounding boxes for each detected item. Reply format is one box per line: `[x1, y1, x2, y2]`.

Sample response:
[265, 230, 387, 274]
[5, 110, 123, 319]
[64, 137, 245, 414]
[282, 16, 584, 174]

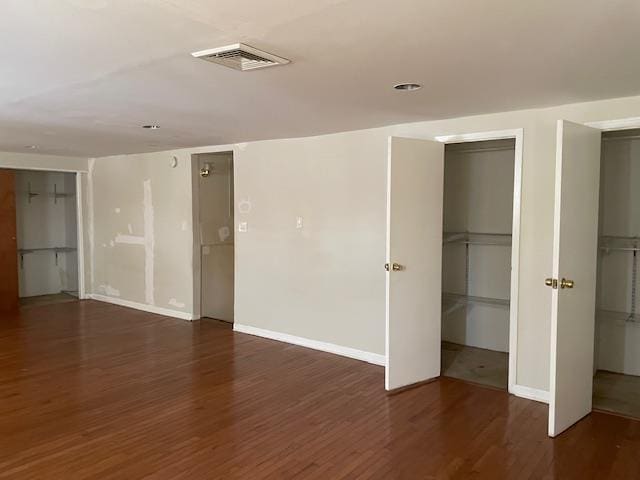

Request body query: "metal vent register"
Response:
[191, 43, 290, 71]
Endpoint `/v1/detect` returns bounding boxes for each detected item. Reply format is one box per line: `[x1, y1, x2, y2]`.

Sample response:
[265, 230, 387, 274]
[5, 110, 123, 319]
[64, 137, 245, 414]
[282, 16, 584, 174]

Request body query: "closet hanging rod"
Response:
[599, 246, 640, 252]
[602, 134, 640, 142]
[600, 235, 640, 240]
[444, 231, 512, 237]
[442, 292, 510, 309]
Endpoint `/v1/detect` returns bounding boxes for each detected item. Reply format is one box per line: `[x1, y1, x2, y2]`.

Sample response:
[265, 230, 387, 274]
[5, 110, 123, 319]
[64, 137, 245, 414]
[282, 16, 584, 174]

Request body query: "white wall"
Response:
[87, 94, 640, 394]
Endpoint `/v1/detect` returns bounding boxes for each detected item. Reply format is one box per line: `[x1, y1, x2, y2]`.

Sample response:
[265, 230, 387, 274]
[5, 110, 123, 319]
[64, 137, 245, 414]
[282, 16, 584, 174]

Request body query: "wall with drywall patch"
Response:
[89, 151, 194, 318]
[87, 94, 640, 396]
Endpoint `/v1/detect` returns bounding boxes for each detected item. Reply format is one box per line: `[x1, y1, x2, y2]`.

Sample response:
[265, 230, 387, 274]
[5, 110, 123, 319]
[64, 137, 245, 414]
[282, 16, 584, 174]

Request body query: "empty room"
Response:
[2, 1, 640, 478]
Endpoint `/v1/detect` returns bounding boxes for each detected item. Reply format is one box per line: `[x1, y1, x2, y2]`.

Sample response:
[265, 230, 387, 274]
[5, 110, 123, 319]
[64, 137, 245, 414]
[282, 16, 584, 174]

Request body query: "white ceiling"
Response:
[2, 0, 640, 157]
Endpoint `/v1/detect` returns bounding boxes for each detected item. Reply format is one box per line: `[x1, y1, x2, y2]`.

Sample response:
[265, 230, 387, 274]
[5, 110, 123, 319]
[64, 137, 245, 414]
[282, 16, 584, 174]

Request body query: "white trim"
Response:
[234, 323, 386, 366]
[511, 384, 549, 404]
[435, 128, 523, 144]
[88, 294, 196, 321]
[436, 128, 524, 395]
[384, 137, 393, 386]
[75, 173, 86, 299]
[585, 116, 640, 132]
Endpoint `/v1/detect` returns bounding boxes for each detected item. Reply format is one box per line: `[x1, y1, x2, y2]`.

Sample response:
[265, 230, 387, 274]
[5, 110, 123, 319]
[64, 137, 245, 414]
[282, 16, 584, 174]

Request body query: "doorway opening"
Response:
[384, 130, 522, 393]
[593, 128, 640, 419]
[0, 169, 81, 310]
[440, 139, 516, 390]
[194, 152, 235, 323]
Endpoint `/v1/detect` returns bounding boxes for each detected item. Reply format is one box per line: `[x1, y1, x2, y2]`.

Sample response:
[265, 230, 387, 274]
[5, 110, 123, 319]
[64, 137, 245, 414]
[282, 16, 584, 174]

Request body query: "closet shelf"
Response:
[597, 309, 640, 324]
[600, 235, 640, 253]
[442, 292, 510, 315]
[18, 247, 77, 254]
[443, 231, 512, 247]
[18, 247, 77, 269]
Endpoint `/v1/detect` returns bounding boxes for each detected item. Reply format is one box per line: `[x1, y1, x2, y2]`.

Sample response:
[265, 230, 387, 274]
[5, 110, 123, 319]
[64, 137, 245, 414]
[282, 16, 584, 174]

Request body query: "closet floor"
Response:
[441, 341, 508, 390]
[593, 370, 640, 419]
[20, 293, 78, 308]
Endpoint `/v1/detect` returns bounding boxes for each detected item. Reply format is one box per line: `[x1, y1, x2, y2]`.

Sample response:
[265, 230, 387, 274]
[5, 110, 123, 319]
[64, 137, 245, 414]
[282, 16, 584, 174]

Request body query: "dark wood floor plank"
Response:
[0, 300, 639, 479]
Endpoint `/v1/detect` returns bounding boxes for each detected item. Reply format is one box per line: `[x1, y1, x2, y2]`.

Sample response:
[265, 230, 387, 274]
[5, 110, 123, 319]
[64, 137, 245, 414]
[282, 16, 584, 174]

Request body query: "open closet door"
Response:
[385, 137, 444, 391]
[0, 169, 18, 312]
[548, 120, 601, 437]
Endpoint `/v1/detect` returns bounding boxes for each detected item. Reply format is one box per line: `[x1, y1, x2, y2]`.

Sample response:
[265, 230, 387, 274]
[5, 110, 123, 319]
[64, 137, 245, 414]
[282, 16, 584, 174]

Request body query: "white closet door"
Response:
[385, 136, 444, 391]
[548, 120, 601, 437]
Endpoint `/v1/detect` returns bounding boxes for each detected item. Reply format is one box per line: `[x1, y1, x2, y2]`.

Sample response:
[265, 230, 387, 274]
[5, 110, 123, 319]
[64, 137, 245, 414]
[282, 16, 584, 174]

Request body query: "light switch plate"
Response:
[238, 222, 248, 233]
[296, 216, 303, 229]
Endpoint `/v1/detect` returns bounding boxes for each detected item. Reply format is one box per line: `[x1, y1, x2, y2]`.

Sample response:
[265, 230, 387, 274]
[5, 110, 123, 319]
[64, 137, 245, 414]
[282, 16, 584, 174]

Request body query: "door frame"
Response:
[0, 166, 87, 300]
[434, 128, 524, 395]
[190, 149, 235, 320]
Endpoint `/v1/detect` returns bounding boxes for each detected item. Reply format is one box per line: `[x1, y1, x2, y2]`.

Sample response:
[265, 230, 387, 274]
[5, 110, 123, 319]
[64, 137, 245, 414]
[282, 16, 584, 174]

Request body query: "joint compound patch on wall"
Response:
[168, 298, 185, 309]
[143, 179, 155, 306]
[98, 284, 121, 297]
[238, 198, 251, 214]
[114, 234, 144, 245]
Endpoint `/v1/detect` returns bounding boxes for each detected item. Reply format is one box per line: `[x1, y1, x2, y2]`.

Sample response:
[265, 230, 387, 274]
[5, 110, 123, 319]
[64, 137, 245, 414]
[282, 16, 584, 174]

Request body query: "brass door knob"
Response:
[545, 278, 554, 287]
[560, 278, 574, 289]
[385, 263, 404, 271]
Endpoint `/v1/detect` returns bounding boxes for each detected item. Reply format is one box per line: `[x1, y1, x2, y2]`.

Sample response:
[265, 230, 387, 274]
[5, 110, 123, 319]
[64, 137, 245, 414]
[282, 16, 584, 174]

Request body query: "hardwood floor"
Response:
[1, 301, 639, 479]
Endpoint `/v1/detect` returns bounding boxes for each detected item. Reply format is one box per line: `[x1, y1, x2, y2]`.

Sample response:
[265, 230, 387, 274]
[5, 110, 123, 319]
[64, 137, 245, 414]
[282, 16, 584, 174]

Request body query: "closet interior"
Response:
[441, 139, 516, 389]
[15, 170, 79, 307]
[594, 128, 640, 418]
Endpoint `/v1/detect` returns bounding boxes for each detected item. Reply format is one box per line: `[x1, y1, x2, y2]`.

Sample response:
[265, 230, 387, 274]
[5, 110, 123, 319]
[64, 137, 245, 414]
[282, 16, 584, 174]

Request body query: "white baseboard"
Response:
[233, 323, 386, 366]
[88, 294, 195, 321]
[510, 384, 549, 404]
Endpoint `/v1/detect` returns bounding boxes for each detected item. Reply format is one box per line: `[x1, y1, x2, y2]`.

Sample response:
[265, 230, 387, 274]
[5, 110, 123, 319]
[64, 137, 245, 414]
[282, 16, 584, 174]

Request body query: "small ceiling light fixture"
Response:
[142, 125, 160, 129]
[394, 83, 422, 91]
[25, 145, 38, 149]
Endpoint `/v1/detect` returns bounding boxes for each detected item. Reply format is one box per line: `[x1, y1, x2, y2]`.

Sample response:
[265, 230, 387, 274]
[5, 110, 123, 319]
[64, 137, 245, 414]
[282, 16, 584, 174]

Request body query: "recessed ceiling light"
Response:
[394, 83, 422, 91]
[142, 125, 160, 129]
[25, 145, 38, 149]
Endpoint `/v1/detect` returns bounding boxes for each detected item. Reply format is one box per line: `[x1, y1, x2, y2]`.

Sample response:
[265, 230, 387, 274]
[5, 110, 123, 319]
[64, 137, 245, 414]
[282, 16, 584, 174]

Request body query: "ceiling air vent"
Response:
[191, 43, 290, 71]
